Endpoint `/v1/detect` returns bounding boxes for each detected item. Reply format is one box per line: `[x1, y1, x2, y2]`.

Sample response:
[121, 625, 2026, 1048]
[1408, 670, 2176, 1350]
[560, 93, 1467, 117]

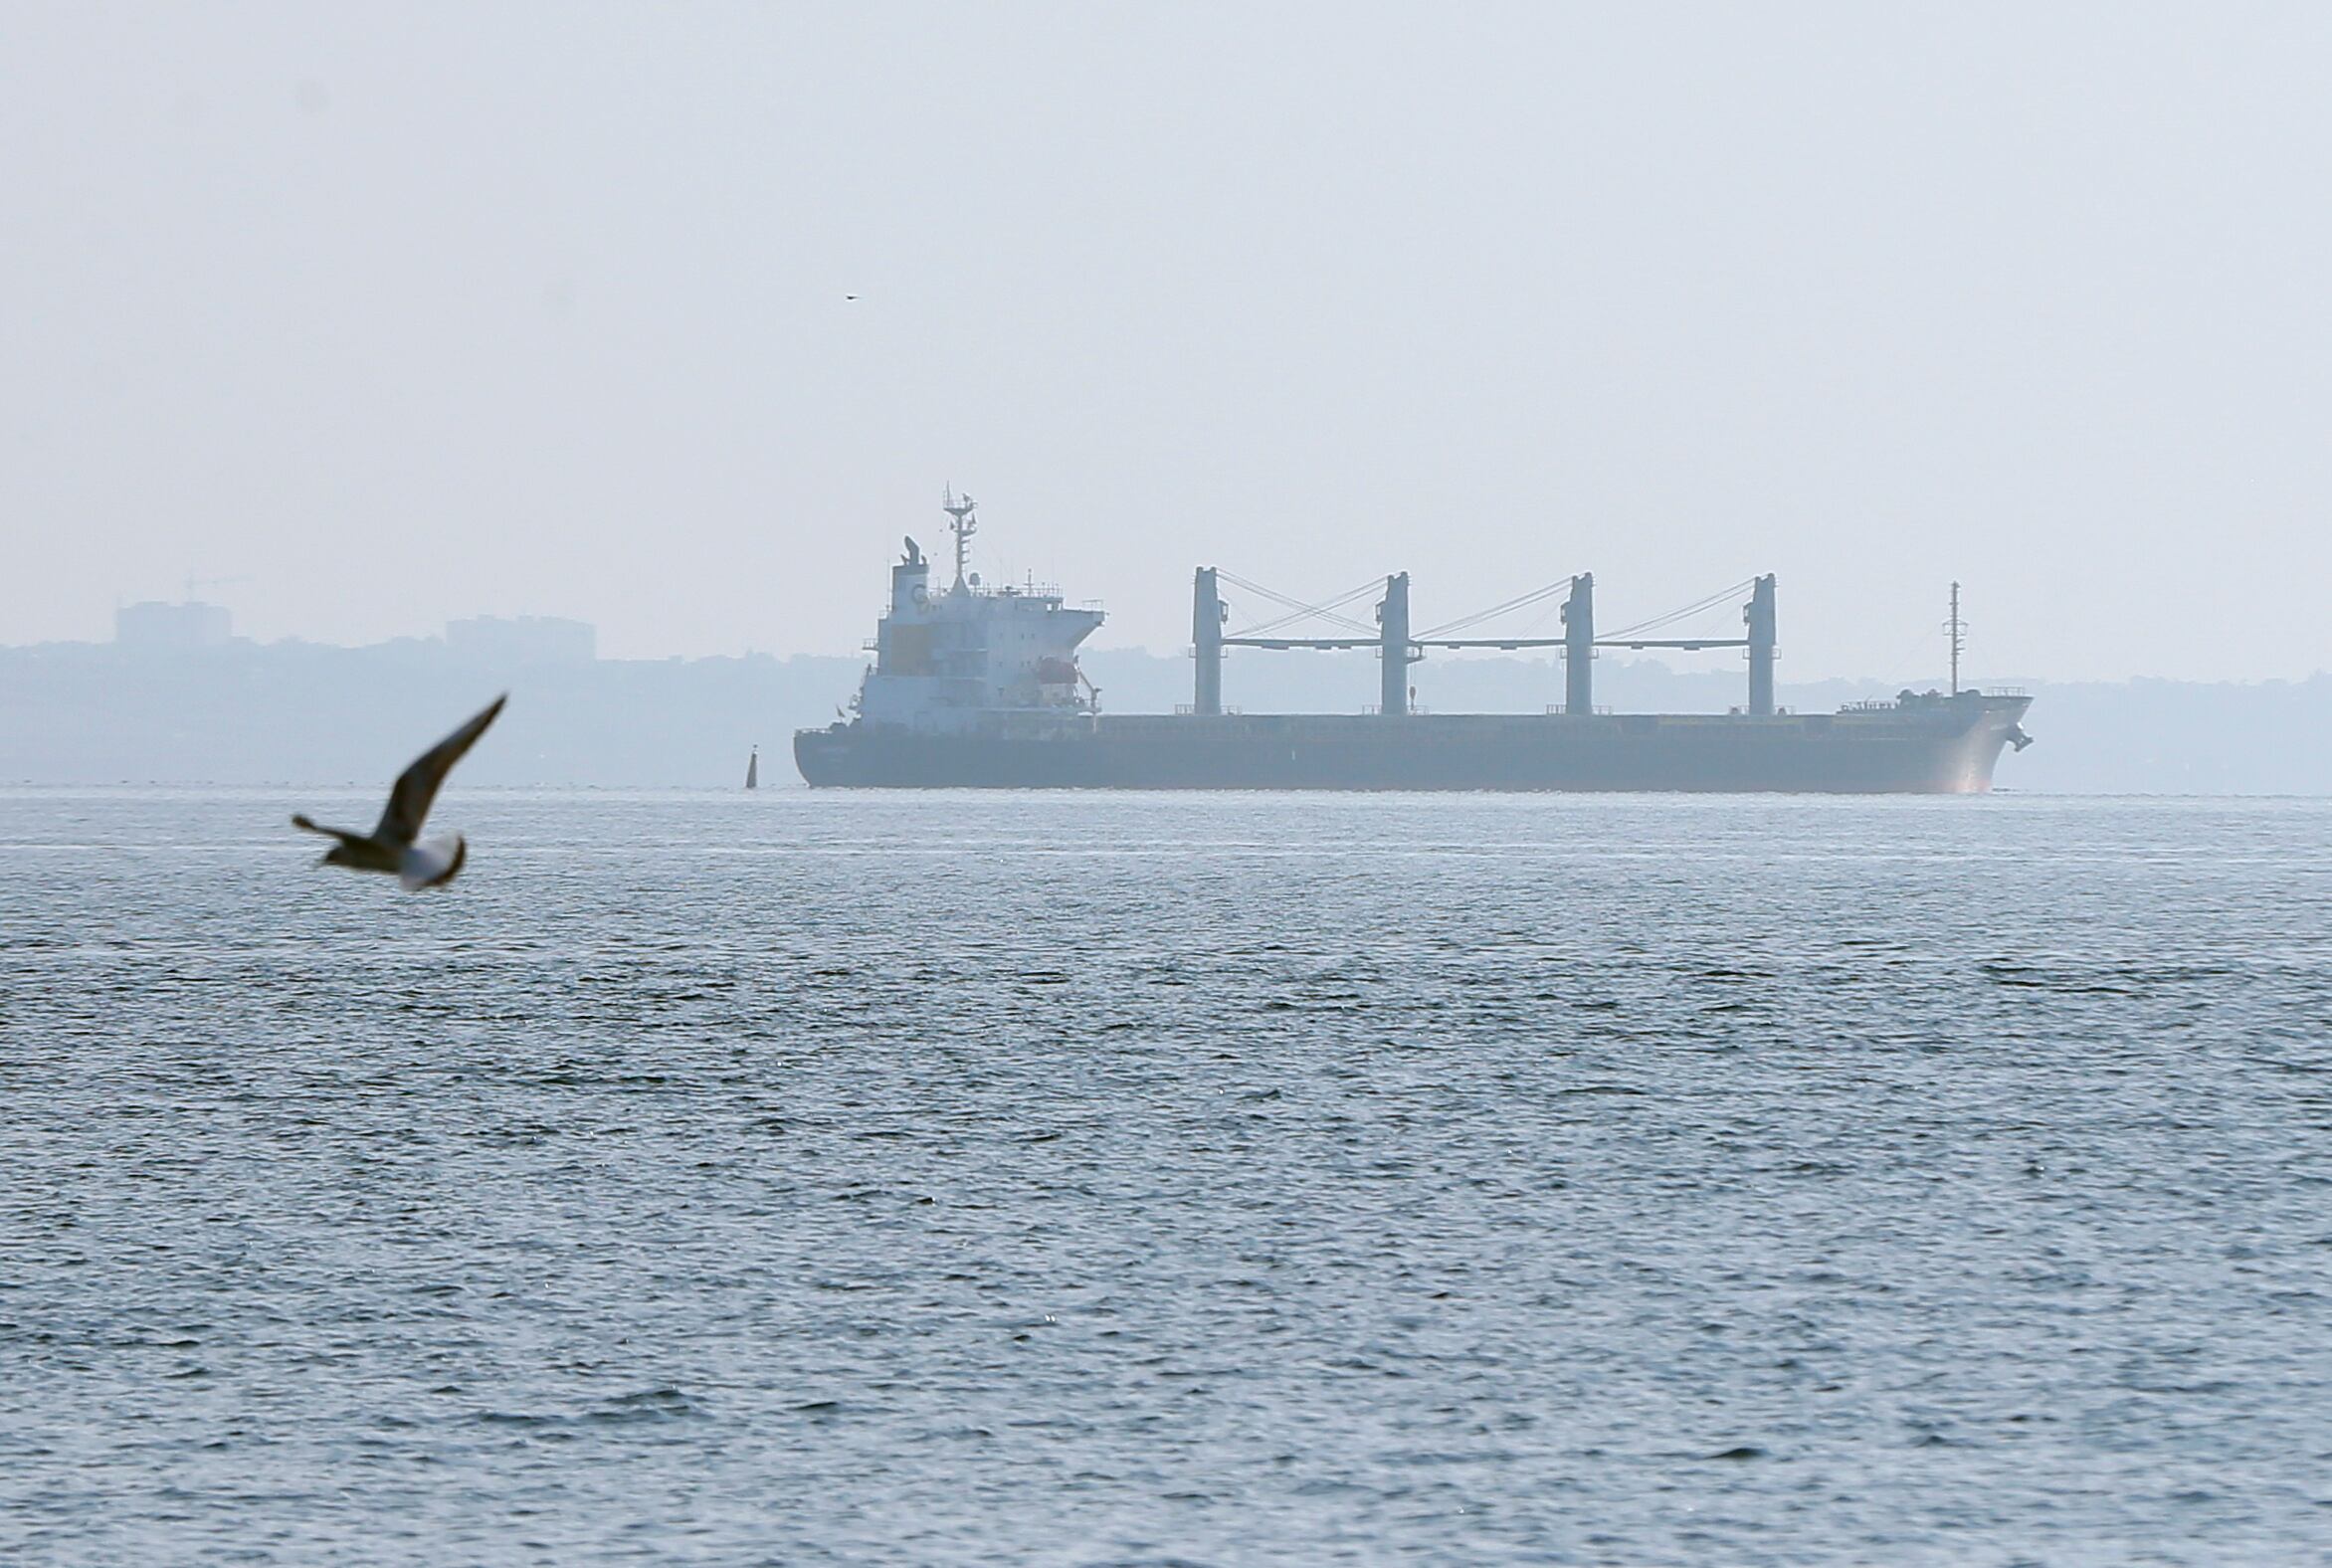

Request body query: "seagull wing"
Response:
[374, 694, 506, 846]
[292, 813, 367, 849]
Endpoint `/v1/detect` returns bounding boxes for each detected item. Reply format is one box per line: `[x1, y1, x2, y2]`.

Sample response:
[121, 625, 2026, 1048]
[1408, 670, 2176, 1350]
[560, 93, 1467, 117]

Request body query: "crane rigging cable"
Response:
[1414, 577, 1577, 640]
[1220, 569, 1380, 624]
[1217, 570, 1765, 646]
[1219, 570, 1382, 639]
[1223, 584, 1380, 640]
[1231, 601, 1371, 640]
[1599, 578, 1759, 643]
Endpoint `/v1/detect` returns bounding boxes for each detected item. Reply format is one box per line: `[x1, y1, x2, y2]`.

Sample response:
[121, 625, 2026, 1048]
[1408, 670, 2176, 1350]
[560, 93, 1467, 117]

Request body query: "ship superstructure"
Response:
[849, 491, 1104, 735]
[797, 494, 2035, 792]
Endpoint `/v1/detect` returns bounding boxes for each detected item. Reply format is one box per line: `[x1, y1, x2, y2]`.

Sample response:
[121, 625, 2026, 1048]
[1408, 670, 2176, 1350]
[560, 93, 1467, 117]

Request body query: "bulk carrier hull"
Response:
[795, 696, 2034, 793]
[794, 498, 2036, 794]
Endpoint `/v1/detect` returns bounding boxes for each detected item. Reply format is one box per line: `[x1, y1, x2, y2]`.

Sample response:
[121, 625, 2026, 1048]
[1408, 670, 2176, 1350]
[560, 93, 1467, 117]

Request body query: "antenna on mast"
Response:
[1944, 581, 1965, 695]
[941, 487, 978, 591]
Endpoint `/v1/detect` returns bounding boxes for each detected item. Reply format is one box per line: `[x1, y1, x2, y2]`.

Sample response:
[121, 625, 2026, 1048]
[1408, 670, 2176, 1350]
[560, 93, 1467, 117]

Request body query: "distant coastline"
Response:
[2, 637, 2325, 794]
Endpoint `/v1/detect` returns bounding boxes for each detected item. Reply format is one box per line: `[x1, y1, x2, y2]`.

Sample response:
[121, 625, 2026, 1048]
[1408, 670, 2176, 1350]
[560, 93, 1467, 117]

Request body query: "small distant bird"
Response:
[292, 694, 505, 890]
[845, 294, 859, 300]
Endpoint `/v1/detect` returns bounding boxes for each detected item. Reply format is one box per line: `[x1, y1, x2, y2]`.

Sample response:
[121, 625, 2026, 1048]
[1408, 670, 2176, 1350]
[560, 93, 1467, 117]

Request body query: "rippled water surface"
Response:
[3, 788, 2329, 1565]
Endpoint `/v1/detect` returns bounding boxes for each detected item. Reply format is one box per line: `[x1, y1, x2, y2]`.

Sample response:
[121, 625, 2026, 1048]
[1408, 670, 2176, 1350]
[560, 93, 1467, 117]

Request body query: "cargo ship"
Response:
[793, 494, 2034, 792]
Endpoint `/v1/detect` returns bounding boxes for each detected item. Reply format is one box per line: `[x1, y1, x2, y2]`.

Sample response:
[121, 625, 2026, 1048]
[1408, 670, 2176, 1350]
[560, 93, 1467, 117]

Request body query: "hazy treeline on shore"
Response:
[3, 640, 2326, 795]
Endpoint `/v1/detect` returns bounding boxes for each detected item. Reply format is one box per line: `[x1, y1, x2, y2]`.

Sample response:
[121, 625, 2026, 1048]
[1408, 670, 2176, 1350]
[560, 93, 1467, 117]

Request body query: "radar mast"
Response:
[942, 487, 979, 591]
[1944, 581, 1966, 695]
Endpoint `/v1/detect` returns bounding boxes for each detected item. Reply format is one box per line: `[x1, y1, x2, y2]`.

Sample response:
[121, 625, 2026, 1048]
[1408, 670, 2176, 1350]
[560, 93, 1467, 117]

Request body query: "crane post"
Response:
[1562, 573, 1595, 715]
[1378, 572, 1411, 716]
[1746, 574, 1777, 716]
[1193, 566, 1224, 715]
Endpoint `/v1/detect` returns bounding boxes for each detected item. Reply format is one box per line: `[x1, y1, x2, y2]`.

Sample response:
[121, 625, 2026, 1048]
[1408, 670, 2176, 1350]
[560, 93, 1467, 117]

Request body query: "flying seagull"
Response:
[292, 694, 506, 890]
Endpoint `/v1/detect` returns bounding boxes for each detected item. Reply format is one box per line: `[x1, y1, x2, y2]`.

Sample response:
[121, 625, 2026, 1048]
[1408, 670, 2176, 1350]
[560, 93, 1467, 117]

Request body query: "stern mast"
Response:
[942, 488, 979, 591]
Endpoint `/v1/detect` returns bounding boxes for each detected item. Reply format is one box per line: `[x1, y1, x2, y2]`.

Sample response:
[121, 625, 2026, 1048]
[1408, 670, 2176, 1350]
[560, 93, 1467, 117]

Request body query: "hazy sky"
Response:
[5, 2, 2328, 682]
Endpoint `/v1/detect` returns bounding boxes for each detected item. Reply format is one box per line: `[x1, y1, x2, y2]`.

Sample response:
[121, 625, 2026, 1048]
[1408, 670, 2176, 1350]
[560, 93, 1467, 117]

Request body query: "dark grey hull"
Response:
[795, 696, 2034, 793]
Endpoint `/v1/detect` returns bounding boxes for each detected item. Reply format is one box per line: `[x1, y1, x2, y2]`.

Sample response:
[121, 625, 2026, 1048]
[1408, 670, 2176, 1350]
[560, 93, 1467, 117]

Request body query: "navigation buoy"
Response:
[745, 746, 759, 790]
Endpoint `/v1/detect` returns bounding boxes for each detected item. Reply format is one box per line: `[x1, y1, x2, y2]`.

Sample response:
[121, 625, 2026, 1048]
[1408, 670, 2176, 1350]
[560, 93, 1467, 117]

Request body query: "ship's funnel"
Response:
[891, 543, 931, 616]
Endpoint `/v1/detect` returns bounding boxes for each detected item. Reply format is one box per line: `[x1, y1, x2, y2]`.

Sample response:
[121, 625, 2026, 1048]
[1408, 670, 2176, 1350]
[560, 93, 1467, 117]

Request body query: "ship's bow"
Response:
[1950, 692, 2036, 791]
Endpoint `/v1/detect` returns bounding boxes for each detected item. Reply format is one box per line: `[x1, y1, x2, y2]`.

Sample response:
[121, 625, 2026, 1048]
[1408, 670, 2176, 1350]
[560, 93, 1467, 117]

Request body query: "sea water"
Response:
[3, 788, 2328, 1565]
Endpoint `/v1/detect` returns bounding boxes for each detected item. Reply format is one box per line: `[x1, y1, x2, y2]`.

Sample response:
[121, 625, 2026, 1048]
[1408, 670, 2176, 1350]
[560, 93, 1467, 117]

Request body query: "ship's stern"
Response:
[792, 723, 853, 787]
